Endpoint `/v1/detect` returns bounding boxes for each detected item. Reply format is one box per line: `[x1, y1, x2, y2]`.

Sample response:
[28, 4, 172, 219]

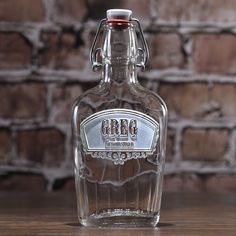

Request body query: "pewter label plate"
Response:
[80, 109, 159, 165]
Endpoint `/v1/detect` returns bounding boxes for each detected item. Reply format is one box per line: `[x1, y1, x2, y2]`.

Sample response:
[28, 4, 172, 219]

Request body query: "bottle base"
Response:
[79, 209, 160, 227]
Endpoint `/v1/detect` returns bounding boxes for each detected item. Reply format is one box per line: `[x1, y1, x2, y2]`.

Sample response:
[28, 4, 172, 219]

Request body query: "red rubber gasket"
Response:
[106, 19, 131, 24]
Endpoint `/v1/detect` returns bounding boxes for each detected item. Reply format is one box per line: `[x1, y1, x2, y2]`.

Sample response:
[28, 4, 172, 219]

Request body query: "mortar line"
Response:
[42, 0, 54, 23]
[227, 129, 236, 167]
[1, 69, 236, 83]
[174, 126, 183, 167]
[2, 21, 236, 32]
[0, 120, 235, 130]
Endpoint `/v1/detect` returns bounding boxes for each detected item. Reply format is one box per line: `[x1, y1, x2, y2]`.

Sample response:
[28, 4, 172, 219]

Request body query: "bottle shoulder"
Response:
[132, 83, 167, 113]
[72, 81, 167, 122]
[72, 84, 104, 108]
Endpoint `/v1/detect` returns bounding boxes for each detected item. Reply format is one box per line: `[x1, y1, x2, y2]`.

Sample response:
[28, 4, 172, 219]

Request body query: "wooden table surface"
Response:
[0, 191, 235, 236]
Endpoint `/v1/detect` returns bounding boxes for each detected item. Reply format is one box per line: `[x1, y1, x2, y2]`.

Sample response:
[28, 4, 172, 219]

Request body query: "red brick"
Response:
[0, 0, 45, 22]
[182, 128, 229, 162]
[211, 84, 236, 119]
[148, 34, 185, 69]
[0, 130, 11, 163]
[0, 33, 31, 69]
[51, 84, 83, 123]
[52, 0, 87, 25]
[53, 178, 75, 191]
[193, 35, 236, 74]
[159, 83, 236, 120]
[87, 0, 122, 20]
[163, 174, 182, 192]
[120, 0, 150, 21]
[40, 31, 87, 69]
[87, 0, 150, 21]
[155, 0, 236, 23]
[0, 83, 46, 120]
[17, 129, 65, 167]
[0, 174, 45, 192]
[163, 174, 204, 192]
[159, 83, 209, 120]
[205, 175, 236, 193]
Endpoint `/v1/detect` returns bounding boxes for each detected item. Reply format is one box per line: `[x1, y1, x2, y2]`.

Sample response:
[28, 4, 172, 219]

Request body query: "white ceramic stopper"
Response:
[106, 9, 132, 20]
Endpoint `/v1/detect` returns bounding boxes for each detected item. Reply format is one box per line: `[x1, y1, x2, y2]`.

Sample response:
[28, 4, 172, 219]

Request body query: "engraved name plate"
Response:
[80, 109, 159, 165]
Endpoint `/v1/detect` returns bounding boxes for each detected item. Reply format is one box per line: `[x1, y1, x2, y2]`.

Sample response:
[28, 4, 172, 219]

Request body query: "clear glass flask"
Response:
[72, 9, 168, 227]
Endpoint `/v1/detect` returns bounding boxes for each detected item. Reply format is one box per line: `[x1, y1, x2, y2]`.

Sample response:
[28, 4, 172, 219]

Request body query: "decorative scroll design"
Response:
[91, 151, 147, 165]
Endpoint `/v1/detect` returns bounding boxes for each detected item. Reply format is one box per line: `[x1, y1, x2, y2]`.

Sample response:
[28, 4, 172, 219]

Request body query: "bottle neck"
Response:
[101, 22, 138, 84]
[102, 63, 137, 84]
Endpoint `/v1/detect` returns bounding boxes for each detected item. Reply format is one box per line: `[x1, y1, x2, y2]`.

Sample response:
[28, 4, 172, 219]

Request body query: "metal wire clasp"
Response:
[90, 18, 149, 71]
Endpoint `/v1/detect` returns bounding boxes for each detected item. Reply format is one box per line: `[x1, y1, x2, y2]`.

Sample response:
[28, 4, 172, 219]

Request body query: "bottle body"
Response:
[72, 10, 168, 227]
[72, 77, 167, 227]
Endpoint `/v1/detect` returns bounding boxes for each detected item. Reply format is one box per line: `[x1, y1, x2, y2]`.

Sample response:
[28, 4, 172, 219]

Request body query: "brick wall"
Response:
[0, 0, 236, 193]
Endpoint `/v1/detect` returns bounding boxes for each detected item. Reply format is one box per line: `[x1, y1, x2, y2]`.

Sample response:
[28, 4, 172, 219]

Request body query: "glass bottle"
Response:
[72, 9, 168, 227]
